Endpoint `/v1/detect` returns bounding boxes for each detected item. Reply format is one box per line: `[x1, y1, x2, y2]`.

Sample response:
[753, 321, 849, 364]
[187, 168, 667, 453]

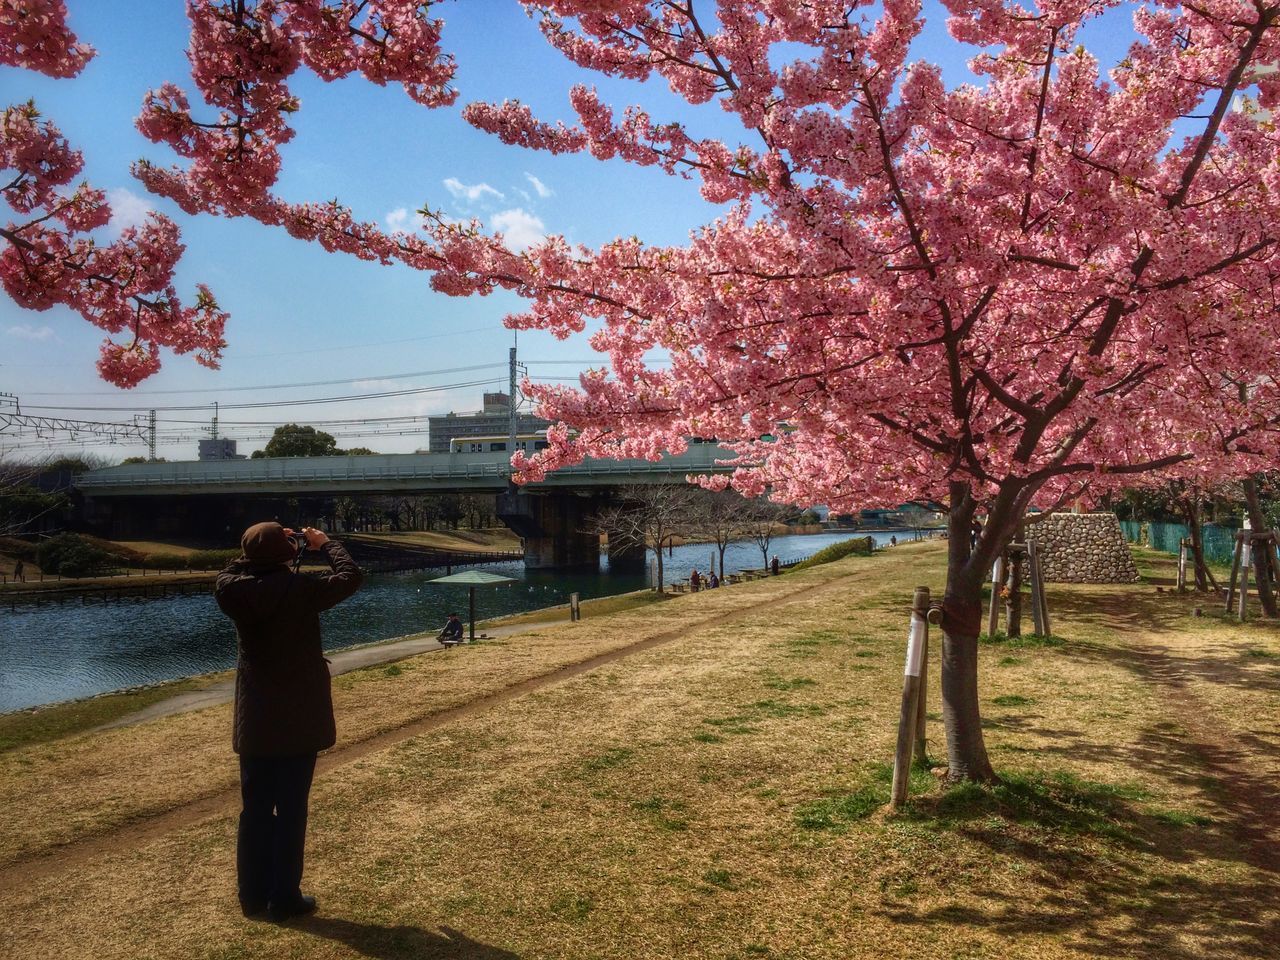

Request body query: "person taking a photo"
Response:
[215, 522, 363, 923]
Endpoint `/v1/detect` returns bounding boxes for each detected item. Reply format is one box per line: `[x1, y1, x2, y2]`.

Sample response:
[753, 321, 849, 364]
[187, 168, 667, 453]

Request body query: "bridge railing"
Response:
[76, 446, 736, 491]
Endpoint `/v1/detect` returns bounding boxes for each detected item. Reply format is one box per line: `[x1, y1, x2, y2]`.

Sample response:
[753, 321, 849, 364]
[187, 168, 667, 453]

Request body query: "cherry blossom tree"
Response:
[1, 0, 227, 386]
[9, 0, 1280, 780]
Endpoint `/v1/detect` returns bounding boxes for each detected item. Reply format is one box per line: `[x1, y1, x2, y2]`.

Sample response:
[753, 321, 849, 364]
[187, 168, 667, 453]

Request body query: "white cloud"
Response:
[490, 208, 546, 252]
[106, 187, 152, 236]
[384, 207, 429, 232]
[443, 177, 504, 203]
[6, 323, 55, 341]
[524, 173, 552, 198]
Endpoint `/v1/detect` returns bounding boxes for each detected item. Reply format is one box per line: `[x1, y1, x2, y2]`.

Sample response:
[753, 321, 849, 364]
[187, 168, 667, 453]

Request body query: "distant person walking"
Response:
[971, 517, 984, 551]
[215, 522, 363, 923]
[690, 569, 702, 592]
[12, 558, 24, 582]
[890, 535, 897, 547]
[771, 556, 780, 576]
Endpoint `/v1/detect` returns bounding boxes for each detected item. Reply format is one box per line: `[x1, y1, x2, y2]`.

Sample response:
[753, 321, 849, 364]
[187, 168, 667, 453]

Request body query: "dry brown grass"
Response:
[1, 541, 1277, 959]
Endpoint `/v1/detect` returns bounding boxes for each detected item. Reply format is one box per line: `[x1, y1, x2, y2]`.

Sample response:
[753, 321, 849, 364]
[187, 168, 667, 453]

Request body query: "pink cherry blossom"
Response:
[1, 1, 225, 386]
[15, 0, 1280, 778]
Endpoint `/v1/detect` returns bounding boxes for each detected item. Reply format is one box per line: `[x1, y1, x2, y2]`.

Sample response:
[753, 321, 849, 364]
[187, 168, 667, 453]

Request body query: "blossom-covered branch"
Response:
[0, 0, 226, 386]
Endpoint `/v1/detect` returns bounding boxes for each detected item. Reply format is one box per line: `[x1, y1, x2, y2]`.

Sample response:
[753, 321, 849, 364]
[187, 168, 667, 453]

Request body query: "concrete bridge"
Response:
[75, 445, 736, 570]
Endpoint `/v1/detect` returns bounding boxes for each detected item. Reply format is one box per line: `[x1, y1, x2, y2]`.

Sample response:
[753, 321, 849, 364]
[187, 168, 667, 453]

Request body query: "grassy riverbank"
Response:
[1, 541, 1277, 959]
[0, 590, 667, 751]
[0, 528, 522, 587]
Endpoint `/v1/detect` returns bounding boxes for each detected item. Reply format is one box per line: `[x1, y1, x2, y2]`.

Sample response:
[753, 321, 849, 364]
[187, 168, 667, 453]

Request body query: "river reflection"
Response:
[0, 531, 905, 711]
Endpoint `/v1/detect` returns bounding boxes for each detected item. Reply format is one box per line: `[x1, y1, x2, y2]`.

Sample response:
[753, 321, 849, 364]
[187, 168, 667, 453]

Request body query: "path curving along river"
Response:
[0, 531, 905, 711]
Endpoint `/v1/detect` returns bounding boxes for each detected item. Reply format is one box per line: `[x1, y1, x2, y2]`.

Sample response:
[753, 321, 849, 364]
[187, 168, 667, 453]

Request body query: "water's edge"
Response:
[1, 532, 909, 711]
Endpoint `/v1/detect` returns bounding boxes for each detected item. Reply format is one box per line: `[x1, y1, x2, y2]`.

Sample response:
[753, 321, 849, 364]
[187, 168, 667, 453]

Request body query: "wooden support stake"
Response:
[987, 553, 1005, 638]
[1225, 534, 1242, 613]
[1027, 541, 1046, 636]
[1238, 539, 1251, 622]
[1177, 538, 1188, 594]
[570, 592, 581, 622]
[1038, 548, 1053, 638]
[915, 603, 943, 764]
[891, 586, 930, 809]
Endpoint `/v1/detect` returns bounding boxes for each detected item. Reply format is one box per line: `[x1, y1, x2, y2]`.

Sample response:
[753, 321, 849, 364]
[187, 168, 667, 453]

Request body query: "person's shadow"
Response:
[296, 916, 521, 960]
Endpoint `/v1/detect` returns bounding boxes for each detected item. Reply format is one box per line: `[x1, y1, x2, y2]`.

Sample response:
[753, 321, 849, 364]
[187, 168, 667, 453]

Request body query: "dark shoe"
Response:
[267, 894, 317, 923]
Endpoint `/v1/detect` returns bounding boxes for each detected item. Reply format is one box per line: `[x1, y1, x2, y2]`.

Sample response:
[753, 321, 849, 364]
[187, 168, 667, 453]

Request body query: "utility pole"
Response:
[508, 344, 518, 460]
[147, 409, 157, 461]
[211, 401, 219, 441]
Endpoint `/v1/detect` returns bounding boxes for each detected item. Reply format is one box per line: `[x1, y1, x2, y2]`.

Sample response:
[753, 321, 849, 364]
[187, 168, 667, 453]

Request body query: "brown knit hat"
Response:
[240, 521, 297, 564]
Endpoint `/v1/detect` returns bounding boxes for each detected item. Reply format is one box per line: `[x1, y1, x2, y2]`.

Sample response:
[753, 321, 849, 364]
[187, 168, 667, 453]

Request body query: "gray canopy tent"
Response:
[426, 569, 517, 642]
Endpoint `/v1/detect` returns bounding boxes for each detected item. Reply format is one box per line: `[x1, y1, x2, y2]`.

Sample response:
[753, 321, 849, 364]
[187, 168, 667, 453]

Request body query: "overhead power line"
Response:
[0, 393, 149, 442]
[20, 363, 506, 397]
[19, 377, 505, 413]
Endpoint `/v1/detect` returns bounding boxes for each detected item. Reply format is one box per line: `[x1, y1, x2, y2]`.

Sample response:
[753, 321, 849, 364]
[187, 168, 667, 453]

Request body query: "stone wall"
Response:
[1027, 513, 1140, 583]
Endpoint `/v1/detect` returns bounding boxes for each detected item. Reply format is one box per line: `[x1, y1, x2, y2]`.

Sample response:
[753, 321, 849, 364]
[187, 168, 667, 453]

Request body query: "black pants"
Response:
[237, 753, 317, 910]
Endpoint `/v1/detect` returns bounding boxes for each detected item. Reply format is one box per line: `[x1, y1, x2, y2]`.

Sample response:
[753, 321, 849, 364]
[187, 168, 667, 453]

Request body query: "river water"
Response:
[0, 531, 908, 712]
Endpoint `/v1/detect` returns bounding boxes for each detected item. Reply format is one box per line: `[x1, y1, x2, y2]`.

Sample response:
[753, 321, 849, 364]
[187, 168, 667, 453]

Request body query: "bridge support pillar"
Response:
[607, 534, 647, 575]
[497, 489, 601, 570]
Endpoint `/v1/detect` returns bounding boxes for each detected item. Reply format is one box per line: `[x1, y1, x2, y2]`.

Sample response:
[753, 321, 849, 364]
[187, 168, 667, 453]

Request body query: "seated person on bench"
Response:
[438, 612, 464, 645]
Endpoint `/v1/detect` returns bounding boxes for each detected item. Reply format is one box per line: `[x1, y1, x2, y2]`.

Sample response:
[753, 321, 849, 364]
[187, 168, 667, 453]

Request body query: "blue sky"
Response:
[1, 1, 1139, 460]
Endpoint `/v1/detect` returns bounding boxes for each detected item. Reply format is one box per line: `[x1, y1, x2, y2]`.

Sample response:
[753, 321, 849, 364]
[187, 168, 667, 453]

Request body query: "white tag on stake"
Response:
[904, 614, 927, 677]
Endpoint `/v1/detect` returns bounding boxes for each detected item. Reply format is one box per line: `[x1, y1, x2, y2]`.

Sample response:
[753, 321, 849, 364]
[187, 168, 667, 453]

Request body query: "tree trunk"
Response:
[1181, 496, 1216, 592]
[1242, 476, 1278, 617]
[940, 482, 996, 783]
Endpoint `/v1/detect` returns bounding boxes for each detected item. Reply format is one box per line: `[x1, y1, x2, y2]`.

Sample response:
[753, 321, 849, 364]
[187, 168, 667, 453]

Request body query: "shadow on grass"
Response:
[1027, 719, 1280, 873]
[879, 770, 1280, 958]
[297, 917, 520, 959]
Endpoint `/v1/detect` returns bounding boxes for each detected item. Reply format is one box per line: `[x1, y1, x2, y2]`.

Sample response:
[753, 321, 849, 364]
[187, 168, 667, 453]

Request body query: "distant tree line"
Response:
[594, 485, 805, 592]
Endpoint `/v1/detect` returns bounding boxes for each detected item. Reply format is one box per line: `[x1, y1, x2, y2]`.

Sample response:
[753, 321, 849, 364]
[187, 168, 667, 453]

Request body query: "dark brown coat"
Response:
[215, 540, 363, 756]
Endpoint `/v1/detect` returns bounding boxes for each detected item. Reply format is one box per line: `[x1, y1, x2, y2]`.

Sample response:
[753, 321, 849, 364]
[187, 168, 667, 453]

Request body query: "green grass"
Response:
[702, 868, 736, 890]
[0, 676, 211, 752]
[794, 786, 885, 830]
[581, 747, 635, 773]
[905, 770, 1152, 844]
[794, 763, 933, 832]
[992, 694, 1033, 707]
[631, 795, 689, 831]
[782, 629, 848, 658]
[761, 675, 817, 691]
[1148, 807, 1214, 828]
[549, 893, 594, 921]
[980, 631, 1065, 649]
[791, 537, 875, 570]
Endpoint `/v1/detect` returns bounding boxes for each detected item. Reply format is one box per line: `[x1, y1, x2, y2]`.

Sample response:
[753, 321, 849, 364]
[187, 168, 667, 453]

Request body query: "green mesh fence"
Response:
[1201, 525, 1239, 565]
[1119, 520, 1144, 544]
[1123, 520, 1238, 565]
[1147, 522, 1185, 554]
